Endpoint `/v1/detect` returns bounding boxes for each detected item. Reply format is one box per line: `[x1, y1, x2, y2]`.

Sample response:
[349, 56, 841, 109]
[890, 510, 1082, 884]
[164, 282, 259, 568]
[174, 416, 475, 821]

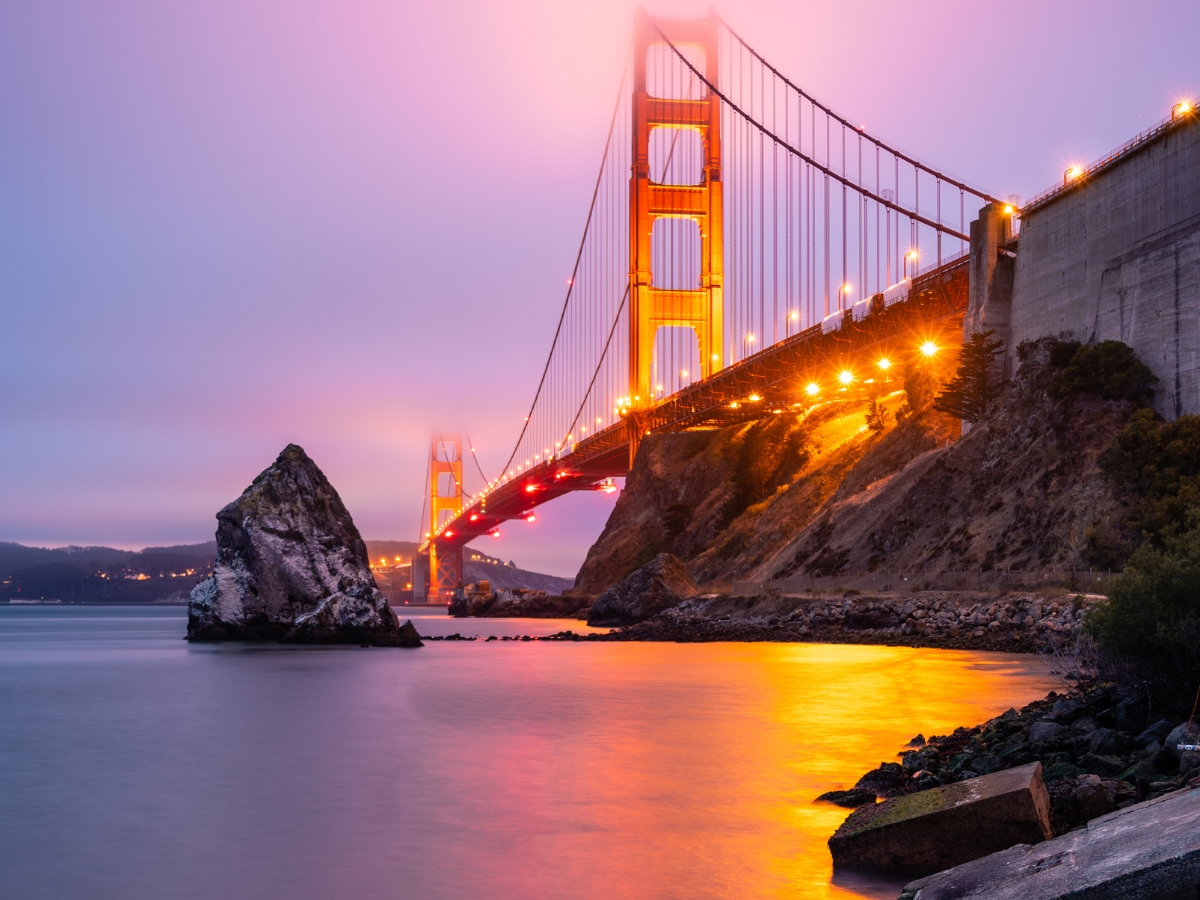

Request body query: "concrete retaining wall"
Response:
[1004, 114, 1200, 418]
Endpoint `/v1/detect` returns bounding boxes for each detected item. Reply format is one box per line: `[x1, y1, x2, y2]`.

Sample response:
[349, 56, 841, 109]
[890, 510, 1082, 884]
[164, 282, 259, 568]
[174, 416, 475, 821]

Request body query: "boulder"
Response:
[586, 553, 697, 627]
[1078, 753, 1127, 778]
[1028, 721, 1065, 744]
[854, 762, 909, 796]
[1071, 774, 1112, 822]
[1113, 695, 1148, 733]
[816, 788, 878, 808]
[1167, 721, 1200, 758]
[1136, 718, 1175, 747]
[187, 444, 402, 645]
[829, 762, 1053, 877]
[900, 786, 1200, 899]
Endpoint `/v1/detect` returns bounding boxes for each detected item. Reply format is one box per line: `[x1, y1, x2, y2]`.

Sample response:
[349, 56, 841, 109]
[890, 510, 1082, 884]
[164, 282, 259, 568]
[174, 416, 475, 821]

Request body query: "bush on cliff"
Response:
[1086, 529, 1200, 706]
[1050, 340, 1158, 403]
[902, 359, 939, 415]
[1101, 408, 1200, 545]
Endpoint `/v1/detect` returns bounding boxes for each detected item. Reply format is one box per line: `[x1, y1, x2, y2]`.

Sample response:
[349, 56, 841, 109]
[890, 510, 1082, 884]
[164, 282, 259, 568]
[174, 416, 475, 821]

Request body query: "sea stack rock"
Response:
[187, 444, 408, 645]
[587, 552, 697, 627]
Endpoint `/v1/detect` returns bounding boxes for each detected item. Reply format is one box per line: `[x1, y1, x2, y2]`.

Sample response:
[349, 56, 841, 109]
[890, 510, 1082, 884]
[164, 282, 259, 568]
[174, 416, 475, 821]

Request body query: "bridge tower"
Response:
[628, 10, 723, 458]
[426, 435, 463, 600]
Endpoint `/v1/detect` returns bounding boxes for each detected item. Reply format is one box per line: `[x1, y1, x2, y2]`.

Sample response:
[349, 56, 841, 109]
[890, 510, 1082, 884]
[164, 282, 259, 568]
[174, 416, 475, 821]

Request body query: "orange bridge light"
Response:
[838, 370, 854, 385]
[805, 382, 820, 396]
[920, 341, 939, 357]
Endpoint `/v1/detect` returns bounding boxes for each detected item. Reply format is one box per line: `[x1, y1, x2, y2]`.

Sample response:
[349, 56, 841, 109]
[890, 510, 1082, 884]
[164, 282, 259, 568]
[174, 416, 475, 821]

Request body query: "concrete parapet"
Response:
[902, 785, 1200, 899]
[1007, 113, 1200, 418]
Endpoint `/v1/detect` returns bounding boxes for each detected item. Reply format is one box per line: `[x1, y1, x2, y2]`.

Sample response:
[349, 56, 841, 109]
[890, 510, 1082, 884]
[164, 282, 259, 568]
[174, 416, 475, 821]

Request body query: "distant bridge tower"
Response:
[628, 11, 723, 435]
[426, 435, 463, 599]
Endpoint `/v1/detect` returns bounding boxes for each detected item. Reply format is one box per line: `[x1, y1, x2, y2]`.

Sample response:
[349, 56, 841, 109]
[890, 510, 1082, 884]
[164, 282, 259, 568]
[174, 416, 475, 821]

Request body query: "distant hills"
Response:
[0, 541, 217, 604]
[1, 539, 574, 603]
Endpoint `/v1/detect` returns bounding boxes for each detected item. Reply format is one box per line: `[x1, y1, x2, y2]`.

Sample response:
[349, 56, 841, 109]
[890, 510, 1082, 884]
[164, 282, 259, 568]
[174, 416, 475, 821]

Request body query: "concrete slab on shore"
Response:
[901, 786, 1200, 899]
[829, 762, 1052, 876]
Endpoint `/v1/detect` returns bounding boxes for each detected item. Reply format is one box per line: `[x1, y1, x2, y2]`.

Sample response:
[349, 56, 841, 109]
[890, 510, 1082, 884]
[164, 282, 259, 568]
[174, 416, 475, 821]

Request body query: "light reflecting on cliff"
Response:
[0, 607, 1056, 900]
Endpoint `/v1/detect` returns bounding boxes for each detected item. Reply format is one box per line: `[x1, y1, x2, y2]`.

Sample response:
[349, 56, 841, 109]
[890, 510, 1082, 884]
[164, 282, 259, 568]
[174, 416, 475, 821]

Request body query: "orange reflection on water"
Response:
[417, 643, 1056, 900]
[417, 639, 1057, 900]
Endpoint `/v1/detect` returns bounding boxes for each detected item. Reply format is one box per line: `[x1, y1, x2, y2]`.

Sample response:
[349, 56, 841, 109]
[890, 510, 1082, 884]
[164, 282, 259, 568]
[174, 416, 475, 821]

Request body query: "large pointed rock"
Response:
[587, 553, 697, 627]
[187, 444, 401, 643]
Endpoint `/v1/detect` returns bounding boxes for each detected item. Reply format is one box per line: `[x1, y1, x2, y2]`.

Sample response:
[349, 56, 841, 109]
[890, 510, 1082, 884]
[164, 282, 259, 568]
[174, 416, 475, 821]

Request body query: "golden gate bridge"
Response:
[415, 10, 1005, 599]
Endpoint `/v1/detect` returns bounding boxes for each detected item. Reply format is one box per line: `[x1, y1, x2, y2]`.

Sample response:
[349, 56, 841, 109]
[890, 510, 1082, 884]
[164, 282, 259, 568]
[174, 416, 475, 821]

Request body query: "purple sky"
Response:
[2, 0, 1197, 577]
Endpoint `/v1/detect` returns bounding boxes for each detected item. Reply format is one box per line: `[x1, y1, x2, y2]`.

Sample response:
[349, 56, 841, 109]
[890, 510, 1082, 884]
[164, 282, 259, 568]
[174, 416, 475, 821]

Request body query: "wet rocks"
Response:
[186, 444, 404, 646]
[829, 762, 1053, 877]
[817, 788, 879, 808]
[586, 553, 697, 627]
[834, 685, 1198, 838]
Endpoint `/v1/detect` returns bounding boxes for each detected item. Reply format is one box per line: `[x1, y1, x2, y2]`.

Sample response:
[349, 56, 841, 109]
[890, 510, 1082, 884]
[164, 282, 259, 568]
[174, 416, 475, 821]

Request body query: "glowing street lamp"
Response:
[904, 250, 918, 279]
[920, 341, 939, 358]
[805, 381, 820, 397]
[1064, 165, 1083, 184]
[1174, 100, 1194, 120]
[838, 369, 854, 386]
[877, 357, 891, 372]
[838, 282, 853, 311]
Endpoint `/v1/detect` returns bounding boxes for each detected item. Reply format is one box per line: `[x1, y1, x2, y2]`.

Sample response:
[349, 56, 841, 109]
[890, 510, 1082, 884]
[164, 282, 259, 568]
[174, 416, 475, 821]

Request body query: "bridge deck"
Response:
[424, 255, 969, 552]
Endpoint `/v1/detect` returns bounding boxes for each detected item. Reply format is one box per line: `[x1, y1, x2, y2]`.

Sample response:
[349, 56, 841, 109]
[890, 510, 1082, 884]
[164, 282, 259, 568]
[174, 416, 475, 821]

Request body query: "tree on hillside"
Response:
[903, 363, 939, 414]
[865, 397, 885, 433]
[933, 330, 1005, 423]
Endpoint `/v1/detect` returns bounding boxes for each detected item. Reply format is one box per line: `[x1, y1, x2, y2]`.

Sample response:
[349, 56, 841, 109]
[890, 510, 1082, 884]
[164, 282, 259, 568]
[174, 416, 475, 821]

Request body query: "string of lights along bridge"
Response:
[416, 10, 1001, 598]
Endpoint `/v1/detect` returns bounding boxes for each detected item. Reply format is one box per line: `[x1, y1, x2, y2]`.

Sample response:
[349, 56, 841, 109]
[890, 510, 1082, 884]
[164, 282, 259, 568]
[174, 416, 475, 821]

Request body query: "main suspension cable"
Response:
[649, 20, 984, 241]
[718, 16, 997, 202]
[497, 49, 630, 482]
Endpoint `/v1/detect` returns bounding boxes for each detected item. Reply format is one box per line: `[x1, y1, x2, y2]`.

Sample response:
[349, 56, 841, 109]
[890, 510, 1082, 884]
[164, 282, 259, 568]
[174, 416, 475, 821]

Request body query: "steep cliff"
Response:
[574, 342, 1135, 596]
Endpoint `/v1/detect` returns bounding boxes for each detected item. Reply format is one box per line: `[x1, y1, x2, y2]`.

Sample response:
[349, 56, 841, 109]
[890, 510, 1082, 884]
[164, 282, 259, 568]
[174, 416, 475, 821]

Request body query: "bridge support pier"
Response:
[628, 11, 724, 422]
[427, 435, 464, 600]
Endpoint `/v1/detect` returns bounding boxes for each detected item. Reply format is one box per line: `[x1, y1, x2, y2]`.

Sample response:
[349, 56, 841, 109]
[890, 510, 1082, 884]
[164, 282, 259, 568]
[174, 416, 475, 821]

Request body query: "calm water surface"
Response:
[0, 606, 1057, 900]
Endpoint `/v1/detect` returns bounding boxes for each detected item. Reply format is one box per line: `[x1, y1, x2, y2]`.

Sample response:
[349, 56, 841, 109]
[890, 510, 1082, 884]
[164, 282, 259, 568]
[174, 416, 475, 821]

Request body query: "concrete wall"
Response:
[1005, 114, 1200, 418]
[965, 202, 1016, 377]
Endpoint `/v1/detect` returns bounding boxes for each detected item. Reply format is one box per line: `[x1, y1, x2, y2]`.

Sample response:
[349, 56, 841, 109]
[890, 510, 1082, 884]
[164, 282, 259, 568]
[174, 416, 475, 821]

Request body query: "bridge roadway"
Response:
[425, 253, 970, 555]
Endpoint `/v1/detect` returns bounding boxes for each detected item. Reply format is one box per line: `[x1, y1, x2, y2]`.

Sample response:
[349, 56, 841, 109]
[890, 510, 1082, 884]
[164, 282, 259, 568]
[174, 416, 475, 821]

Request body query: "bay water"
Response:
[0, 606, 1057, 899]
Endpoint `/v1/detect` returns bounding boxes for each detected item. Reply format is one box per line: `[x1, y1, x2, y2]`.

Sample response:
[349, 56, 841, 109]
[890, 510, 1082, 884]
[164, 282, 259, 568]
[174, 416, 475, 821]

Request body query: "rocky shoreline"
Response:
[430, 588, 1099, 658]
[829, 684, 1200, 838]
[599, 590, 1091, 652]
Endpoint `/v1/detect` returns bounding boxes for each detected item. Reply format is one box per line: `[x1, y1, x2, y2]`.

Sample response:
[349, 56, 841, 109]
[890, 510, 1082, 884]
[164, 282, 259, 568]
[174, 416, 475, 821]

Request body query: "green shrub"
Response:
[903, 361, 939, 414]
[1049, 340, 1158, 402]
[1101, 409, 1200, 544]
[1086, 529, 1200, 704]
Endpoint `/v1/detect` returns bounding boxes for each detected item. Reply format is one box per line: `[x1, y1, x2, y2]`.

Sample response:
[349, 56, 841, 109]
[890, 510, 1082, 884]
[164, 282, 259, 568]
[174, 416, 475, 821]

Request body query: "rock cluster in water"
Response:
[586, 553, 697, 627]
[187, 444, 418, 646]
[835, 685, 1200, 835]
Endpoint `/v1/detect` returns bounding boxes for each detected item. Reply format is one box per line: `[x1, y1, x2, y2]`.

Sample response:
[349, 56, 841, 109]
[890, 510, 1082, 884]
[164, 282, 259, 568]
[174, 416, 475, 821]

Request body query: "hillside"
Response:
[2, 537, 573, 603]
[574, 340, 1136, 596]
[0, 542, 217, 603]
